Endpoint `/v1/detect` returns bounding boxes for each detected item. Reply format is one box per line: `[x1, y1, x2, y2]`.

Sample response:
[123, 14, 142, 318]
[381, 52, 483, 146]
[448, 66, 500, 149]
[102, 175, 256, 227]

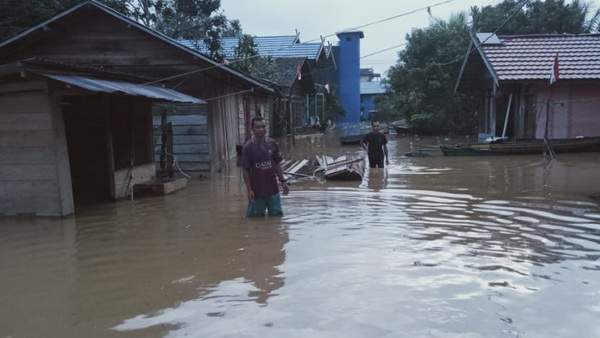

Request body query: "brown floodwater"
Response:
[1, 132, 600, 338]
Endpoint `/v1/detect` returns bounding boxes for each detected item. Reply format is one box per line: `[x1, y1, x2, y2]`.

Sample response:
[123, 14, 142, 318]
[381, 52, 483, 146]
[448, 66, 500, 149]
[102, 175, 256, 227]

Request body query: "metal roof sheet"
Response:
[360, 81, 386, 95]
[479, 33, 600, 81]
[179, 35, 323, 60]
[42, 73, 205, 103]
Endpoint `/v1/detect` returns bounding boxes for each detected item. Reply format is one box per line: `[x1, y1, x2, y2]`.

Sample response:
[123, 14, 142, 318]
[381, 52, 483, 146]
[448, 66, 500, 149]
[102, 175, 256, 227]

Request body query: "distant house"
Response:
[360, 68, 386, 121]
[0, 0, 274, 216]
[360, 68, 381, 82]
[182, 30, 369, 129]
[456, 33, 600, 140]
[269, 57, 317, 134]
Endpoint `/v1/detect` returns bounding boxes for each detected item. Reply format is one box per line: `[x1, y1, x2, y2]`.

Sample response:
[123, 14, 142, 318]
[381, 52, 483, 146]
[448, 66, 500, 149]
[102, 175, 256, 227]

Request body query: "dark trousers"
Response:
[368, 155, 384, 168]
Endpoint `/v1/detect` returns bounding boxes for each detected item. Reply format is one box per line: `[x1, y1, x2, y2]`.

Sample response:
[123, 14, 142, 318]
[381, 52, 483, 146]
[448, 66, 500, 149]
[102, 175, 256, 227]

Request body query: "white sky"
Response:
[220, 0, 502, 77]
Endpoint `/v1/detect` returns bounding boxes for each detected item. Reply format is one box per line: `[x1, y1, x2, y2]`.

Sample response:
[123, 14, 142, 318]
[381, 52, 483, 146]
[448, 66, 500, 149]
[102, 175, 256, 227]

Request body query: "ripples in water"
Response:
[1, 135, 599, 337]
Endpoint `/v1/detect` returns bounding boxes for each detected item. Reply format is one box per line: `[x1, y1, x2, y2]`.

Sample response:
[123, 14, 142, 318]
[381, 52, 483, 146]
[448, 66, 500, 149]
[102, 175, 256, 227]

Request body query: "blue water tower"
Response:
[336, 30, 364, 123]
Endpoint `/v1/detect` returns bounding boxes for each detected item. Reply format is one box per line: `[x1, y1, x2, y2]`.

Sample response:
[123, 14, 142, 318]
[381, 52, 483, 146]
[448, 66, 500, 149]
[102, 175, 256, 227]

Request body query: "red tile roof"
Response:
[478, 33, 600, 81]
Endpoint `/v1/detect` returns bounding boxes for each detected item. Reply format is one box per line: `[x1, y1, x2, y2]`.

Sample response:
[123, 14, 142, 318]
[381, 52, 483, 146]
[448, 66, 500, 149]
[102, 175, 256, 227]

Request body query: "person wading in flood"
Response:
[242, 116, 289, 217]
[360, 120, 389, 168]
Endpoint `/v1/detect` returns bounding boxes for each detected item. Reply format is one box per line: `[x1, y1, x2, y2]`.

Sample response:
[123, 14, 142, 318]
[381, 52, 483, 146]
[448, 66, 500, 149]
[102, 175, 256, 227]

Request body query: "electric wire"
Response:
[139, 1, 462, 92]
[137, 0, 527, 99]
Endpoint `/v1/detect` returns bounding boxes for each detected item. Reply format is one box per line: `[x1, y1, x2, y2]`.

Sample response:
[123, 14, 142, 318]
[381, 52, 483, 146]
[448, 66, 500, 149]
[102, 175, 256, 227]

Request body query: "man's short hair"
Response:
[252, 116, 265, 127]
[371, 120, 380, 126]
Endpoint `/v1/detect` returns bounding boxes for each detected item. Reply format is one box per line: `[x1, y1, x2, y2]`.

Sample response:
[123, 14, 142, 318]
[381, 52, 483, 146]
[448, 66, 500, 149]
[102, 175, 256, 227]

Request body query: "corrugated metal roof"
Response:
[42, 73, 205, 103]
[272, 57, 307, 87]
[478, 33, 600, 81]
[179, 35, 323, 60]
[360, 81, 386, 95]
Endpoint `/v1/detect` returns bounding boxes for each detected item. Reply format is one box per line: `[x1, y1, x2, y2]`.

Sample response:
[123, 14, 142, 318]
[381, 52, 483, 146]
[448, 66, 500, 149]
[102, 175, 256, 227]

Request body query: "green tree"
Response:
[387, 13, 477, 134]
[472, 0, 599, 34]
[323, 85, 346, 123]
[229, 34, 277, 79]
[0, 0, 240, 60]
[0, 0, 81, 39]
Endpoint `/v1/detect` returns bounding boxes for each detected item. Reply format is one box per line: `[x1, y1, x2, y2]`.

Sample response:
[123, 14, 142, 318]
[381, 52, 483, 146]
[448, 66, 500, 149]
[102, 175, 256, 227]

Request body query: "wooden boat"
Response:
[391, 123, 411, 134]
[440, 137, 600, 156]
[390, 120, 410, 134]
[316, 154, 365, 180]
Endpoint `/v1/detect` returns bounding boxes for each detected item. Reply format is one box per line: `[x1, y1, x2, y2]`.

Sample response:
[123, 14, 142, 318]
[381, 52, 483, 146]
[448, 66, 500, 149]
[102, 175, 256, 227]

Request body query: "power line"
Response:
[142, 0, 521, 95]
[361, 43, 407, 59]
[319, 0, 456, 40]
[144, 1, 457, 88]
[434, 0, 531, 67]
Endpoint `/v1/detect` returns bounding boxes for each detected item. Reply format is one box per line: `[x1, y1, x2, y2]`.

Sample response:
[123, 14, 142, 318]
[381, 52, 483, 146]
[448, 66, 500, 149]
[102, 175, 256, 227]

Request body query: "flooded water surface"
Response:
[1, 133, 600, 338]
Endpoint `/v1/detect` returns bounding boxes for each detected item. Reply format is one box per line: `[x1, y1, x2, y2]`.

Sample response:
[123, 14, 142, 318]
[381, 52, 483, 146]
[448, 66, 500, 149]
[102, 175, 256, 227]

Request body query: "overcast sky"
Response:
[220, 0, 502, 77]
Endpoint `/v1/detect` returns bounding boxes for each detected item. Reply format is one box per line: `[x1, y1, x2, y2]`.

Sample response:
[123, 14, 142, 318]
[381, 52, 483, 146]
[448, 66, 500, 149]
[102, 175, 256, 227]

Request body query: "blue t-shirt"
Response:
[241, 137, 283, 199]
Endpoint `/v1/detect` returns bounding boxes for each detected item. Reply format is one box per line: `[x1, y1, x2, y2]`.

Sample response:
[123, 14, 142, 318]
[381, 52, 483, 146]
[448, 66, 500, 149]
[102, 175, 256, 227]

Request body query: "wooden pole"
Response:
[166, 122, 174, 178]
[501, 93, 513, 138]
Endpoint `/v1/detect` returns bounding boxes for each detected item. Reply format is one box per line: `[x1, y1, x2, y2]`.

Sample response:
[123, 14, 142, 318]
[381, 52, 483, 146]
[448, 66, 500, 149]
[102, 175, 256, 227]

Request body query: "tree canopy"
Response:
[229, 34, 277, 79]
[472, 0, 600, 34]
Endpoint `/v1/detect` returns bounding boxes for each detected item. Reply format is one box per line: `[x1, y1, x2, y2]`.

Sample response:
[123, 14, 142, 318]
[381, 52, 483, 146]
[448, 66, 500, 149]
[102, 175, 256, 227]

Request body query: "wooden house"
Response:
[0, 1, 274, 216]
[270, 57, 317, 135]
[456, 33, 600, 141]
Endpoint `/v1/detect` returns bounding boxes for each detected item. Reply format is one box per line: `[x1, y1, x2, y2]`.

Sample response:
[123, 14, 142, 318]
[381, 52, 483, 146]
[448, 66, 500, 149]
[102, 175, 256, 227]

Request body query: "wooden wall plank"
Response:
[0, 80, 47, 95]
[163, 154, 211, 162]
[170, 135, 209, 144]
[48, 94, 73, 216]
[177, 162, 211, 171]
[154, 144, 209, 154]
[153, 114, 207, 125]
[0, 130, 55, 147]
[0, 146, 55, 164]
[0, 112, 53, 131]
[0, 180, 59, 198]
[153, 103, 210, 172]
[0, 92, 50, 114]
[0, 196, 61, 216]
[113, 164, 156, 199]
[0, 164, 58, 180]
[170, 125, 208, 135]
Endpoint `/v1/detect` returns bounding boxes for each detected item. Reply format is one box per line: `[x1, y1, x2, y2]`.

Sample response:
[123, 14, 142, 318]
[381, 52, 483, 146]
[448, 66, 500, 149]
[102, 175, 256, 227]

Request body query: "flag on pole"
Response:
[296, 60, 302, 81]
[549, 53, 559, 84]
[324, 82, 330, 94]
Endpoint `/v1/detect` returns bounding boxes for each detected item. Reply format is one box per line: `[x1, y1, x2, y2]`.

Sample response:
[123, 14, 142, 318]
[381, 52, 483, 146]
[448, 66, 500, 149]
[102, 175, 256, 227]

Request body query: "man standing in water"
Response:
[242, 116, 289, 217]
[360, 120, 389, 168]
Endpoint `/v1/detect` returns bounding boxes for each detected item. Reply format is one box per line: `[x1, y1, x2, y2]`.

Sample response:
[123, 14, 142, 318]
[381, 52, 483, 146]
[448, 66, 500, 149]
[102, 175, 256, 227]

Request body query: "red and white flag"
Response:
[549, 53, 560, 84]
[296, 60, 302, 81]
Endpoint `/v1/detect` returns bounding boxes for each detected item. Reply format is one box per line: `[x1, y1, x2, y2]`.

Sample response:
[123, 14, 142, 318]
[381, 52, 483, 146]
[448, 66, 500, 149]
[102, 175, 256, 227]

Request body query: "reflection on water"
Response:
[1, 132, 600, 337]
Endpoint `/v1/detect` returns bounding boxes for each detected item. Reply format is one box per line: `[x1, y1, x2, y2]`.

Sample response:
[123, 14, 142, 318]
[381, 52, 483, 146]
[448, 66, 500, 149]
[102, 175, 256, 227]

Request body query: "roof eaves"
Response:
[474, 32, 499, 88]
